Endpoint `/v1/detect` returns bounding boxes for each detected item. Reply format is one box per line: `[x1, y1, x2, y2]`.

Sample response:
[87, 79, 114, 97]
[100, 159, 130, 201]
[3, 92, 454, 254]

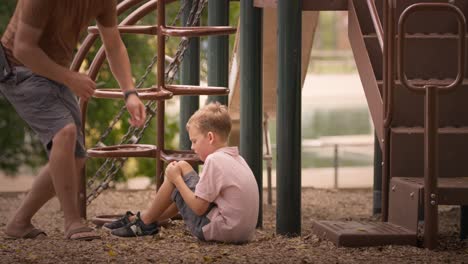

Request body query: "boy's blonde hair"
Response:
[186, 102, 232, 141]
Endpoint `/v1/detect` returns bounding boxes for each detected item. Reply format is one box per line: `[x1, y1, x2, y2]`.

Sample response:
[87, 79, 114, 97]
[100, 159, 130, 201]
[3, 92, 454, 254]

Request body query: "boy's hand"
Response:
[126, 95, 146, 127]
[165, 162, 182, 184]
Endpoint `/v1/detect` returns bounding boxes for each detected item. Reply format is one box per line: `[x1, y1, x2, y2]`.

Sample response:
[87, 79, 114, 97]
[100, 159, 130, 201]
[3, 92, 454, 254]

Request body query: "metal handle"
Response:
[398, 3, 466, 93]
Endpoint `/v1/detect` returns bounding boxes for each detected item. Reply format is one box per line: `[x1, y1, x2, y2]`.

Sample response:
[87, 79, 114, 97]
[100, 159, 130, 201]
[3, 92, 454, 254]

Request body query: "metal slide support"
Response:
[240, 0, 263, 227]
[277, 0, 302, 236]
[207, 0, 229, 105]
[373, 132, 382, 215]
[179, 0, 200, 150]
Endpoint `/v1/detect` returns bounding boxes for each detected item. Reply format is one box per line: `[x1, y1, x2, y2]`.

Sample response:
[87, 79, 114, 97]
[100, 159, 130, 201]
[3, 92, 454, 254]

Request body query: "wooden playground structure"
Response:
[71, 0, 468, 249]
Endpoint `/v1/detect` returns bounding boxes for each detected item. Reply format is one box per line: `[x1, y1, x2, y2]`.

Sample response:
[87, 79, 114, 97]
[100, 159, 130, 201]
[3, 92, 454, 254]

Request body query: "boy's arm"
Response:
[97, 22, 146, 127]
[169, 173, 210, 216]
[166, 161, 211, 216]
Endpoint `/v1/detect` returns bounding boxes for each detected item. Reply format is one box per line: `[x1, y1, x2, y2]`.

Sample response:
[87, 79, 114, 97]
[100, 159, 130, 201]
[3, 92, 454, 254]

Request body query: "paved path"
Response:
[0, 166, 373, 192]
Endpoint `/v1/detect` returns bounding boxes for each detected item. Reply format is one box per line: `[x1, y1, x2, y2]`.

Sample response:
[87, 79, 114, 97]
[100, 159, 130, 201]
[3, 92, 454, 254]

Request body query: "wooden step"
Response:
[312, 220, 417, 247]
[87, 144, 158, 158]
[364, 34, 467, 80]
[391, 177, 468, 205]
[376, 79, 468, 127]
[355, 0, 468, 35]
[390, 127, 468, 178]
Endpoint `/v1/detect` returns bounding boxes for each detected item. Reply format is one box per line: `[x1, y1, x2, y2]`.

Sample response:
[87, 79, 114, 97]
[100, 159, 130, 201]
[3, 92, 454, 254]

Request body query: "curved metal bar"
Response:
[79, 0, 164, 137]
[398, 3, 466, 93]
[88, 25, 159, 35]
[87, 144, 158, 158]
[94, 87, 173, 100]
[161, 26, 237, 37]
[366, 0, 383, 51]
[88, 0, 171, 80]
[70, 0, 148, 71]
[165, 84, 230, 95]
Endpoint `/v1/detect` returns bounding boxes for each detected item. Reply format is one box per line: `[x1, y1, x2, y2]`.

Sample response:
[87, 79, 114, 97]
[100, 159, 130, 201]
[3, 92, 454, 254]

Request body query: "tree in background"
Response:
[0, 0, 240, 180]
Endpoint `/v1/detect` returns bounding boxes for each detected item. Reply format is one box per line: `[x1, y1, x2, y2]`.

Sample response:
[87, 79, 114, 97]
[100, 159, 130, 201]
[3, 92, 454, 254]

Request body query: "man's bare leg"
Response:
[5, 164, 55, 237]
[5, 157, 87, 238]
[47, 124, 95, 239]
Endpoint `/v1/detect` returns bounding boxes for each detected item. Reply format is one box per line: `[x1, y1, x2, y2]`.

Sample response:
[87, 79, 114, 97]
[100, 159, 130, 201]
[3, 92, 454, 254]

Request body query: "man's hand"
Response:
[165, 162, 183, 184]
[64, 72, 96, 101]
[125, 94, 146, 127]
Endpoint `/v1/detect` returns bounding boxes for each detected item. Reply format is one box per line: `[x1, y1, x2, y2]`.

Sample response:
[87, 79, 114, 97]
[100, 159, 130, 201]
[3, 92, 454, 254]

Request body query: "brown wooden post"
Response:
[424, 86, 439, 249]
[156, 0, 167, 189]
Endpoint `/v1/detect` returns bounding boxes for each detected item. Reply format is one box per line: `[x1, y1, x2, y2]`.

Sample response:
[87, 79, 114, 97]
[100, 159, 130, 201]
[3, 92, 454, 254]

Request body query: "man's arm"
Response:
[14, 7, 95, 100]
[97, 23, 146, 127]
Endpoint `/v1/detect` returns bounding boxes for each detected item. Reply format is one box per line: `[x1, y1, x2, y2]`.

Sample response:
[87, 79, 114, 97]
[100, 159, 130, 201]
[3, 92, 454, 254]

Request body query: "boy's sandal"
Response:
[5, 228, 47, 240]
[65, 226, 101, 241]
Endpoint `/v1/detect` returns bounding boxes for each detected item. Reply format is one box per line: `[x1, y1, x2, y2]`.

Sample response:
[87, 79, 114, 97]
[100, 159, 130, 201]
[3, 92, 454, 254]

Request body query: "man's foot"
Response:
[5, 220, 47, 239]
[111, 212, 159, 238]
[5, 227, 47, 240]
[103, 211, 134, 230]
[65, 222, 100, 241]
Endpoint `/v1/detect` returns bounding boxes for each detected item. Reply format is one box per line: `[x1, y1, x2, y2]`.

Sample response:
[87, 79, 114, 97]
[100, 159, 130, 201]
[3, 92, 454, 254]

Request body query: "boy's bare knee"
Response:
[178, 161, 195, 176]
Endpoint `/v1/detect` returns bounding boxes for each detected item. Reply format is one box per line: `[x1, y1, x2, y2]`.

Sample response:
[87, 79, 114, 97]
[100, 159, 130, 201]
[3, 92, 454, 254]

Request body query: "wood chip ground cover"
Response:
[1, 188, 467, 263]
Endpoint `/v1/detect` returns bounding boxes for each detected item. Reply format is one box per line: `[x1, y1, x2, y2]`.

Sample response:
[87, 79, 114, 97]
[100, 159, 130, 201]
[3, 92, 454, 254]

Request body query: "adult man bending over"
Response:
[0, 0, 146, 240]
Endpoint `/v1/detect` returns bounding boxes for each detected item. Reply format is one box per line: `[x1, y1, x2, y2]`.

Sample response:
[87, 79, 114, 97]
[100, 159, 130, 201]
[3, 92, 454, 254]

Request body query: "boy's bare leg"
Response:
[140, 179, 177, 224]
[156, 203, 179, 221]
[5, 156, 86, 238]
[140, 161, 195, 224]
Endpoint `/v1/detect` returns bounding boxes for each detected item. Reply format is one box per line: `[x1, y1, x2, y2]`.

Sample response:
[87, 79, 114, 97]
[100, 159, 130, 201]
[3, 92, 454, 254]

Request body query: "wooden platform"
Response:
[312, 220, 417, 247]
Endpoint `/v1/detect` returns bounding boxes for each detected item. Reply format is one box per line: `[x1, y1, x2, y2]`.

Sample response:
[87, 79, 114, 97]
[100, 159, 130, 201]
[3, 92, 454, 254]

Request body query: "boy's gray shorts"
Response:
[0, 67, 86, 158]
[171, 171, 213, 241]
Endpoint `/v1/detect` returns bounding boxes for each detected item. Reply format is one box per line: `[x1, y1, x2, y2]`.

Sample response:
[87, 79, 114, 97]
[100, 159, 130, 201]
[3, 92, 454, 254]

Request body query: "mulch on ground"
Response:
[1, 188, 467, 263]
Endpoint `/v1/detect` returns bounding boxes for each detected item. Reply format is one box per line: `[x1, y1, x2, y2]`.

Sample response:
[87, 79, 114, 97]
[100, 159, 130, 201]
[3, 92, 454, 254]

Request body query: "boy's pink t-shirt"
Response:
[195, 147, 259, 243]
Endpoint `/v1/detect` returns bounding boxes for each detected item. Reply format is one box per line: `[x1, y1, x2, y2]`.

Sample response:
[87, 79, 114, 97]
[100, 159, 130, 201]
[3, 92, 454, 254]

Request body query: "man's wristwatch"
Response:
[123, 90, 139, 101]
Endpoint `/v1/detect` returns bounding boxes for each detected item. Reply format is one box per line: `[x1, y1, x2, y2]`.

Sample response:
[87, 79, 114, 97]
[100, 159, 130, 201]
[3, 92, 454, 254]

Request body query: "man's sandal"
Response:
[5, 228, 47, 240]
[65, 226, 101, 241]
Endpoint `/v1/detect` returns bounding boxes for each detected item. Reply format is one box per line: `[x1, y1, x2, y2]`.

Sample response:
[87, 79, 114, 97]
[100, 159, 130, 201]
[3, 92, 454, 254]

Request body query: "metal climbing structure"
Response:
[71, 0, 235, 216]
[255, 0, 468, 249]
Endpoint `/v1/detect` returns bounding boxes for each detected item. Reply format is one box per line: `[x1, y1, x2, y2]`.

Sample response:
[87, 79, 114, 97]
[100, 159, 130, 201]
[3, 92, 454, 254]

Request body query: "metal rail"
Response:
[397, 2, 466, 250]
[366, 0, 383, 51]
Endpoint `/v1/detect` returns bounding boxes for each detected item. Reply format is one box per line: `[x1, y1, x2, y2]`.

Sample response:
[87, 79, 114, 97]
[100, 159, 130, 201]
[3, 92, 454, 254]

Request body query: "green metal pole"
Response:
[179, 0, 200, 150]
[277, 0, 302, 236]
[240, 0, 263, 228]
[207, 0, 229, 105]
[373, 132, 382, 215]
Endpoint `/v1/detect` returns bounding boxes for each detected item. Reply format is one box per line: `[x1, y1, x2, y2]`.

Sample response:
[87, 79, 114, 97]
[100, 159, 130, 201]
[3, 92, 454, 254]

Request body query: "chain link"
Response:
[87, 0, 208, 204]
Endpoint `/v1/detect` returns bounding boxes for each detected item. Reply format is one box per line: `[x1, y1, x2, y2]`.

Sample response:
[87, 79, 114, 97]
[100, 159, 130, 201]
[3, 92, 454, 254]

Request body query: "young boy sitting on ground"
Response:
[105, 102, 260, 243]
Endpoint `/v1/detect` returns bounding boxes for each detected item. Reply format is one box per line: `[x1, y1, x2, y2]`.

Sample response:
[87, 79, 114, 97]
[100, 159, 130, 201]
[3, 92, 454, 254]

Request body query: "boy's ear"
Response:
[207, 131, 215, 143]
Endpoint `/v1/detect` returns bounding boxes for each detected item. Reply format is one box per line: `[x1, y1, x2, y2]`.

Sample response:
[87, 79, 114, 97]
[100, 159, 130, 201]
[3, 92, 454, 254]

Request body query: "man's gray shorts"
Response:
[171, 171, 213, 241]
[0, 67, 86, 158]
